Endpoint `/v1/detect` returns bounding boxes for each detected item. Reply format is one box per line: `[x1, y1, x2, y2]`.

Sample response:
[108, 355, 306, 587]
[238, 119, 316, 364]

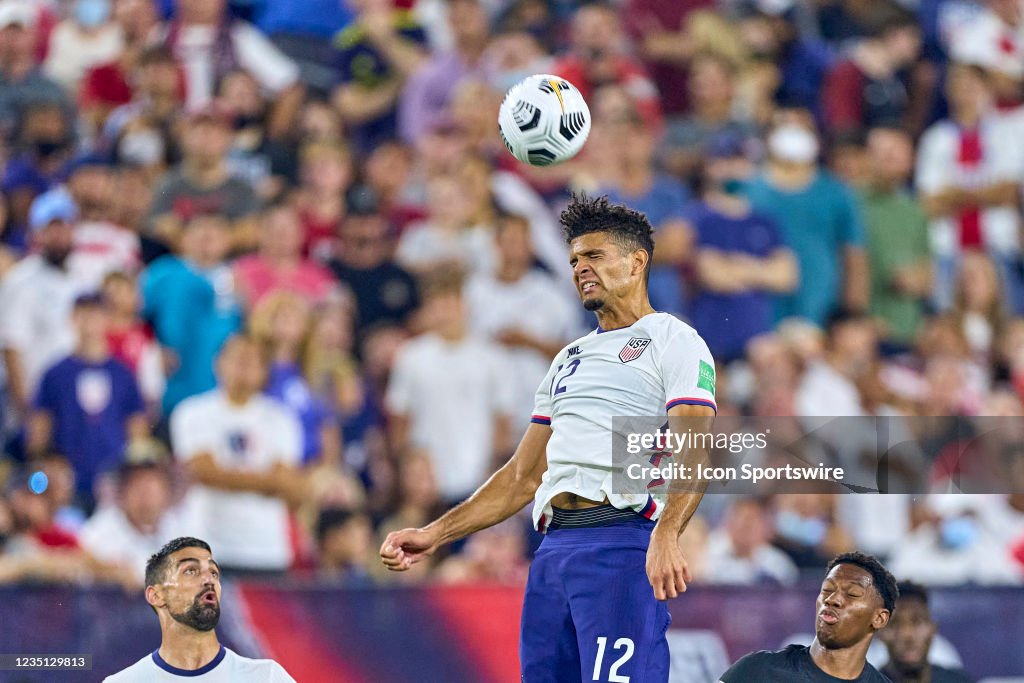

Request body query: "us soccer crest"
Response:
[619, 337, 651, 363]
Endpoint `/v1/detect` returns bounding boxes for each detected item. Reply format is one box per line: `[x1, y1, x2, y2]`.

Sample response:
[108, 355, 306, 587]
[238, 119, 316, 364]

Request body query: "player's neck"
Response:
[809, 637, 871, 680]
[158, 626, 220, 672]
[594, 299, 656, 332]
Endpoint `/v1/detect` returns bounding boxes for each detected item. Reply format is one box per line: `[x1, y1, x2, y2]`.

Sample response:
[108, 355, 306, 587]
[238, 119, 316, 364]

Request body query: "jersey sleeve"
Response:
[270, 661, 298, 683]
[530, 356, 561, 425]
[660, 327, 717, 413]
[718, 652, 770, 682]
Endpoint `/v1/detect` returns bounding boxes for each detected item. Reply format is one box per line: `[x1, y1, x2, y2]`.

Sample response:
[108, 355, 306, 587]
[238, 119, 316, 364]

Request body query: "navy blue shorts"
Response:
[520, 515, 671, 683]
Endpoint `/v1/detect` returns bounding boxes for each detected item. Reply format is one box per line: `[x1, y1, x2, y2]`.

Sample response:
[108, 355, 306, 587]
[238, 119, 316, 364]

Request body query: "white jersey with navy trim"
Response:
[103, 645, 295, 682]
[530, 312, 716, 531]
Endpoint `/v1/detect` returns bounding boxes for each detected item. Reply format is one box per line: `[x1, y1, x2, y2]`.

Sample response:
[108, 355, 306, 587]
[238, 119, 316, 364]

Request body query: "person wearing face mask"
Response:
[43, 0, 124, 94]
[744, 112, 869, 326]
[690, 133, 797, 363]
[889, 495, 1022, 585]
[0, 190, 82, 424]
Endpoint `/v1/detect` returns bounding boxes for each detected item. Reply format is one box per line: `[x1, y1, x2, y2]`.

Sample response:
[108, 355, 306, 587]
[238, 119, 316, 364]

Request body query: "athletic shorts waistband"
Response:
[548, 504, 645, 530]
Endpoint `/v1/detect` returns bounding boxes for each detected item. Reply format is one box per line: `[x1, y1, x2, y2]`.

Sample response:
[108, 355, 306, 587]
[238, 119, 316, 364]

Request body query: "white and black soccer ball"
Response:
[498, 74, 591, 167]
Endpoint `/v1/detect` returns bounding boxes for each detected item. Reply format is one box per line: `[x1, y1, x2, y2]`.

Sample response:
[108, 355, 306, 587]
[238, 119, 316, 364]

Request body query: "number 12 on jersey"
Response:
[593, 636, 634, 682]
[550, 359, 581, 396]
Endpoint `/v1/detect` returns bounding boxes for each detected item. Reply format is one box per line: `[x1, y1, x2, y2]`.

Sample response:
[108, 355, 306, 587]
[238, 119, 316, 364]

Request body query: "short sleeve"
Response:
[530, 357, 560, 425]
[661, 328, 717, 413]
[915, 125, 949, 195]
[384, 346, 415, 415]
[271, 661, 298, 683]
[718, 652, 767, 683]
[273, 407, 303, 466]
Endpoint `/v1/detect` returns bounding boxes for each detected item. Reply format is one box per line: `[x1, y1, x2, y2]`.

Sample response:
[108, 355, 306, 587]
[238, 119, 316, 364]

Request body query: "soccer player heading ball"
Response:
[104, 537, 295, 682]
[719, 552, 898, 682]
[381, 194, 718, 682]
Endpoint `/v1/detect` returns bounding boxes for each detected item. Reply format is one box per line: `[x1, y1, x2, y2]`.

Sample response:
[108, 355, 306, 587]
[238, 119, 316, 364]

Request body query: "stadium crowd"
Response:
[0, 0, 1023, 590]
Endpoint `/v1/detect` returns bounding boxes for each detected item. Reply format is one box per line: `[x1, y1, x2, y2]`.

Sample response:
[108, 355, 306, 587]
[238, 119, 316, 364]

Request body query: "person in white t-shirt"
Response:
[170, 335, 305, 573]
[466, 213, 579, 434]
[386, 268, 516, 503]
[382, 194, 717, 683]
[103, 536, 295, 682]
[80, 459, 199, 585]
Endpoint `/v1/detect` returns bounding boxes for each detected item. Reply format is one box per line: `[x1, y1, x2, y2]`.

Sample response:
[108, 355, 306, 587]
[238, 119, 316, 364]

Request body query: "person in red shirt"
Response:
[552, 4, 663, 132]
[102, 270, 164, 408]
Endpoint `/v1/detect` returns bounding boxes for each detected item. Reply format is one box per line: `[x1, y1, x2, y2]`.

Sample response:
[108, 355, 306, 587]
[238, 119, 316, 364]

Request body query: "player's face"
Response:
[569, 232, 641, 311]
[156, 549, 222, 632]
[880, 599, 935, 669]
[815, 564, 889, 649]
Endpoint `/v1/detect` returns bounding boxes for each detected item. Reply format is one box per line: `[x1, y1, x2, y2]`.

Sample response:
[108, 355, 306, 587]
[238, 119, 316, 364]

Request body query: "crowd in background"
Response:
[0, 0, 1023, 590]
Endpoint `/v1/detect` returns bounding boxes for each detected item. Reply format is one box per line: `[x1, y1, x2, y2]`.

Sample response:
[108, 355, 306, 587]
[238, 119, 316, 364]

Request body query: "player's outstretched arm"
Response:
[647, 404, 715, 600]
[380, 423, 551, 572]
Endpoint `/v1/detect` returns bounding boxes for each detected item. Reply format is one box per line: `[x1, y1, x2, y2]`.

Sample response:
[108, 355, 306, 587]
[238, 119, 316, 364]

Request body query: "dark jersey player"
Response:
[720, 552, 898, 683]
[880, 581, 974, 683]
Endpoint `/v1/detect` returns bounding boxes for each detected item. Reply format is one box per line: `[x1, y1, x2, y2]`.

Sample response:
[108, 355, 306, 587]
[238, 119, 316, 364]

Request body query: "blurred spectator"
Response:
[797, 309, 878, 416]
[592, 88, 691, 316]
[480, 28, 554, 96]
[363, 140, 421, 230]
[950, 250, 1007, 361]
[101, 270, 164, 406]
[290, 141, 352, 261]
[704, 497, 799, 585]
[316, 507, 374, 584]
[146, 105, 259, 254]
[329, 190, 419, 333]
[217, 69, 296, 201]
[466, 213, 577, 433]
[879, 581, 976, 683]
[0, 190, 79, 420]
[399, 0, 490, 143]
[889, 495, 1021, 584]
[28, 292, 148, 507]
[79, 0, 163, 135]
[234, 203, 337, 309]
[171, 334, 305, 573]
[385, 269, 515, 504]
[395, 171, 495, 276]
[101, 45, 182, 177]
[690, 135, 797, 363]
[141, 211, 242, 414]
[771, 493, 854, 569]
[661, 52, 757, 185]
[249, 291, 342, 466]
[821, 5, 922, 137]
[552, 3, 663, 131]
[916, 63, 1023, 313]
[745, 113, 868, 324]
[78, 459, 196, 584]
[859, 127, 932, 349]
[0, 1, 72, 144]
[331, 0, 427, 152]
[2, 103, 75, 230]
[42, 0, 124, 94]
[436, 517, 529, 585]
[64, 156, 141, 290]
[163, 0, 303, 138]
[950, 0, 1024, 107]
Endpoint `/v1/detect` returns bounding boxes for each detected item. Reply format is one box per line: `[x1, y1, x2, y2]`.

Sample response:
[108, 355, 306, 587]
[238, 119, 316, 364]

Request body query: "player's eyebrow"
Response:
[175, 557, 221, 574]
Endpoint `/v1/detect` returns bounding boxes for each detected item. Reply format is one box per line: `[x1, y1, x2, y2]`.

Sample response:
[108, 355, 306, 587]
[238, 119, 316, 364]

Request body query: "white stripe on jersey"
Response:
[531, 312, 716, 530]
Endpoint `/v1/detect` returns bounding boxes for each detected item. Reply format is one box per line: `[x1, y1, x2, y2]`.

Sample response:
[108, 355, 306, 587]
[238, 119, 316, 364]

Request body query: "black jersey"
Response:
[881, 663, 974, 683]
[720, 644, 892, 682]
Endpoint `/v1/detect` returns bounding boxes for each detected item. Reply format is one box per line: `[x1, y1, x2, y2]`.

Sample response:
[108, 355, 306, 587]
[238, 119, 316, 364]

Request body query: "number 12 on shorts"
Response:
[592, 636, 634, 682]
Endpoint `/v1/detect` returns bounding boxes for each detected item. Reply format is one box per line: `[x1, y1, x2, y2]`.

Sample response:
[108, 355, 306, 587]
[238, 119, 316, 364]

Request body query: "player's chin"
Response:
[582, 296, 605, 311]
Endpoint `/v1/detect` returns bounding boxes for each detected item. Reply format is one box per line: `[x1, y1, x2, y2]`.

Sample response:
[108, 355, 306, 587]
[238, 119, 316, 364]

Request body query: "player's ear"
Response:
[872, 608, 891, 631]
[145, 584, 165, 610]
[632, 248, 649, 277]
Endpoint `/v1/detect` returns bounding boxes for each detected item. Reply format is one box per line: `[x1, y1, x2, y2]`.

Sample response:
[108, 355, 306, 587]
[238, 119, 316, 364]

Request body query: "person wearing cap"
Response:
[0, 0, 73, 143]
[744, 109, 869, 325]
[27, 291, 149, 511]
[0, 188, 80, 419]
[690, 133, 797, 363]
[146, 103, 259, 253]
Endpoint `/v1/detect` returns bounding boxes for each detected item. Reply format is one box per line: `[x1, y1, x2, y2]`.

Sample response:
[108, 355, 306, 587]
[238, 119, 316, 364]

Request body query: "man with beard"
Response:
[104, 536, 295, 681]
[382, 194, 717, 682]
[880, 581, 974, 683]
[719, 551, 897, 682]
[0, 190, 79, 424]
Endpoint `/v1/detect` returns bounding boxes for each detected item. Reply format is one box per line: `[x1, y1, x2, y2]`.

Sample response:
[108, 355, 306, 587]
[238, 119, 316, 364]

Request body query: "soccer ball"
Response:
[498, 74, 591, 167]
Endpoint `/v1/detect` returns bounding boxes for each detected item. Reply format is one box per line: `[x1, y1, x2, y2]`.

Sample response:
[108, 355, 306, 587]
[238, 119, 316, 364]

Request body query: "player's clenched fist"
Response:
[380, 528, 440, 571]
[645, 530, 692, 601]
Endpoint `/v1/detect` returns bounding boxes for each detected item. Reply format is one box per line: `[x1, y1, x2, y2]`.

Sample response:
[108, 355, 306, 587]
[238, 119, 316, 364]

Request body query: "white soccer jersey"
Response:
[530, 312, 716, 531]
[104, 646, 295, 682]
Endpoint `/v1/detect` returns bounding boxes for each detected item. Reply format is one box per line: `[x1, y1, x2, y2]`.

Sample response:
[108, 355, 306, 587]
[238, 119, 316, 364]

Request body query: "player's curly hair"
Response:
[560, 193, 655, 282]
[827, 551, 899, 612]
